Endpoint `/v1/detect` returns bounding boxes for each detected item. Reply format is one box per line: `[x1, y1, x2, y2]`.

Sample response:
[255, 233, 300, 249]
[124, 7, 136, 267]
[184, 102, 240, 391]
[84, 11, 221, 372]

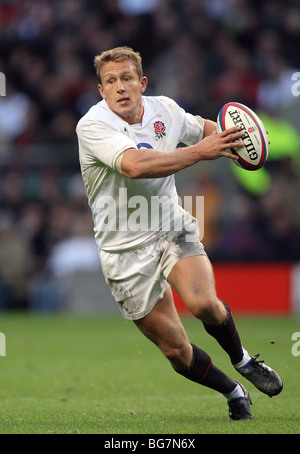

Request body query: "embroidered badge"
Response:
[154, 121, 166, 139]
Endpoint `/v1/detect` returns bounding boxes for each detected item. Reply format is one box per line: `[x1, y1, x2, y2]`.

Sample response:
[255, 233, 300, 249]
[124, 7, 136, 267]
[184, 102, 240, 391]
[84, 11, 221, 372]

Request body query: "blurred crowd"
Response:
[0, 0, 299, 310]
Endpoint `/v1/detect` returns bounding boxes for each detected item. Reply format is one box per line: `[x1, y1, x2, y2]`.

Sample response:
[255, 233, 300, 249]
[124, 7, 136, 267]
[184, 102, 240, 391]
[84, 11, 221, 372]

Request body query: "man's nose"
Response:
[116, 80, 125, 92]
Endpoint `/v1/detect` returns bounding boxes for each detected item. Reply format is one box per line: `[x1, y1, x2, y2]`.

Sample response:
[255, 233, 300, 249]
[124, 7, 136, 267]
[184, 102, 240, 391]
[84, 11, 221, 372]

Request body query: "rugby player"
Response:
[76, 47, 282, 421]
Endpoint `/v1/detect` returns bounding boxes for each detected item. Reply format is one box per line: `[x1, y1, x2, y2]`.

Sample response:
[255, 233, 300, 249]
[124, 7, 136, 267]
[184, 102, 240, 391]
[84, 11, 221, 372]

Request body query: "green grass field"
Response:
[0, 312, 299, 435]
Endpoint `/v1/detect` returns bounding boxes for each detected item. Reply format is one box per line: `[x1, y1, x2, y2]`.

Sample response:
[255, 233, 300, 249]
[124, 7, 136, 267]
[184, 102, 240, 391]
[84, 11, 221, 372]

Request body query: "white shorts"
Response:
[99, 214, 206, 320]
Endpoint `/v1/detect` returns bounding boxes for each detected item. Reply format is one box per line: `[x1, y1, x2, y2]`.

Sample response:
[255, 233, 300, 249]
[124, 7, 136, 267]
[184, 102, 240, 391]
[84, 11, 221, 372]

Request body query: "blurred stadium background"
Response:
[0, 0, 299, 317]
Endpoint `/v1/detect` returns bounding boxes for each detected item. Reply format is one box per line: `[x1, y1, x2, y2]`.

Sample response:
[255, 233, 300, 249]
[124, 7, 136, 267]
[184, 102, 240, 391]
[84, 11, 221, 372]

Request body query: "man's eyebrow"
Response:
[102, 70, 134, 80]
[102, 72, 115, 80]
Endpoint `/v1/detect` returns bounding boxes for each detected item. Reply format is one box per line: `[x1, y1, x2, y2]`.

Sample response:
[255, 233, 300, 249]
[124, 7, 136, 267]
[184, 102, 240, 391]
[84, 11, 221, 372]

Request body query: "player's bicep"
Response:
[203, 119, 217, 138]
[119, 148, 142, 178]
[180, 114, 205, 145]
[77, 121, 136, 170]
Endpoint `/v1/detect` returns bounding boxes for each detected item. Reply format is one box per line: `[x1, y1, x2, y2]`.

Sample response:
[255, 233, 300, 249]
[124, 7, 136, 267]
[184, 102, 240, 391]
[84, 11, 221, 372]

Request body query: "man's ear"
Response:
[98, 84, 104, 99]
[141, 76, 148, 94]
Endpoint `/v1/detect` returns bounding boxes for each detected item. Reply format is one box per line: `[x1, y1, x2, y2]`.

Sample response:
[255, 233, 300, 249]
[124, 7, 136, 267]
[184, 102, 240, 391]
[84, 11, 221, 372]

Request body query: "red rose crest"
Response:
[154, 121, 166, 139]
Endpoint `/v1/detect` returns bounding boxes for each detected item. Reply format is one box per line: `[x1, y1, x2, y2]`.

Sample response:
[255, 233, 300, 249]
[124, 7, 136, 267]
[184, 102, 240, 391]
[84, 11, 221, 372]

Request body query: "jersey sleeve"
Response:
[179, 113, 205, 146]
[159, 96, 205, 146]
[76, 119, 137, 171]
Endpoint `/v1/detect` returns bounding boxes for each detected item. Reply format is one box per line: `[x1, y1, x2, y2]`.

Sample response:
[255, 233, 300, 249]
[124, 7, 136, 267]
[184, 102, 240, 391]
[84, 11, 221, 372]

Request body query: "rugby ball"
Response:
[217, 102, 268, 170]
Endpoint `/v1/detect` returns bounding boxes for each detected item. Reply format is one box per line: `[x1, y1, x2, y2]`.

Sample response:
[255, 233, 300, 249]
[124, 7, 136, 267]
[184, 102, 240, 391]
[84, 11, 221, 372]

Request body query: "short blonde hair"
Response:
[94, 46, 143, 84]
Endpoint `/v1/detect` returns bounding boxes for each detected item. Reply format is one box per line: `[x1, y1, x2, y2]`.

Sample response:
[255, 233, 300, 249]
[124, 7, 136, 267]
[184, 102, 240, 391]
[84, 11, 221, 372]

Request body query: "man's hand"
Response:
[197, 126, 245, 161]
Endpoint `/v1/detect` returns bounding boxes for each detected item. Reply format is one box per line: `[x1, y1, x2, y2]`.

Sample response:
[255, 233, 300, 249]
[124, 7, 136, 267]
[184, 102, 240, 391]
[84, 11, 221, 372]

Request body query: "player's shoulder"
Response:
[76, 100, 118, 134]
[77, 101, 105, 124]
[143, 95, 180, 110]
[142, 95, 183, 124]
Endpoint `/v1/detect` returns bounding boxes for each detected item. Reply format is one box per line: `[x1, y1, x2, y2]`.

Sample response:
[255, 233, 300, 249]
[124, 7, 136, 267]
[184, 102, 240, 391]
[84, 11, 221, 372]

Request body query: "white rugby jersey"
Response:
[76, 95, 204, 251]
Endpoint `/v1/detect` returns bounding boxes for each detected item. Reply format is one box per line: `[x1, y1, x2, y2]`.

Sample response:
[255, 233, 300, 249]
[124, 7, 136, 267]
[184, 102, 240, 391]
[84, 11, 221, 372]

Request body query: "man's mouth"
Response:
[117, 97, 130, 104]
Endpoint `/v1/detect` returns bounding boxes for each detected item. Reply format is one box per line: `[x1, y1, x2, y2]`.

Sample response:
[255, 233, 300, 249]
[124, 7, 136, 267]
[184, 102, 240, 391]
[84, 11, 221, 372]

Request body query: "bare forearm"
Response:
[121, 126, 244, 179]
[203, 119, 217, 137]
[121, 146, 202, 179]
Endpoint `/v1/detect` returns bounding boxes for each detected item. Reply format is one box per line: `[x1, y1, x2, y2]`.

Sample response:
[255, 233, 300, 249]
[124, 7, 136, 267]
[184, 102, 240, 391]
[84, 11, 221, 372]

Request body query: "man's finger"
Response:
[220, 126, 241, 136]
[227, 140, 245, 148]
[221, 151, 239, 160]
